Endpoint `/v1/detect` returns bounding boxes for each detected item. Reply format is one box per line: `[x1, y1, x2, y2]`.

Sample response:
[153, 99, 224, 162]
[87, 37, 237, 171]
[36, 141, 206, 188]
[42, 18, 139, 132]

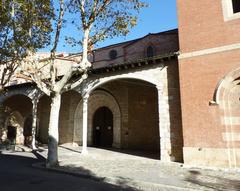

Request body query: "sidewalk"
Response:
[34, 144, 240, 191]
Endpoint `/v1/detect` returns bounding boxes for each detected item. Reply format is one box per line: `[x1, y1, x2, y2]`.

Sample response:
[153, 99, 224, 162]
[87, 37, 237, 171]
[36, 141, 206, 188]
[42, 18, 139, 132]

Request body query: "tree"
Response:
[0, 0, 53, 147]
[0, 0, 53, 89]
[21, 0, 147, 167]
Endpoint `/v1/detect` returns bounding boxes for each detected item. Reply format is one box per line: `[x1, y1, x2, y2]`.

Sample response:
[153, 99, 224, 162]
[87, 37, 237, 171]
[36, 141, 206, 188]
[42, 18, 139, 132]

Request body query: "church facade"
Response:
[0, 0, 240, 168]
[0, 30, 184, 162]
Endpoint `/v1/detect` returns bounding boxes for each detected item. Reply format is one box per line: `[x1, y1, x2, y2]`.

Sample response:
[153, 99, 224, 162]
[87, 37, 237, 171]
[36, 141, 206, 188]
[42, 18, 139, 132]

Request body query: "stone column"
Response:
[31, 99, 38, 150]
[82, 94, 89, 154]
[157, 85, 172, 162]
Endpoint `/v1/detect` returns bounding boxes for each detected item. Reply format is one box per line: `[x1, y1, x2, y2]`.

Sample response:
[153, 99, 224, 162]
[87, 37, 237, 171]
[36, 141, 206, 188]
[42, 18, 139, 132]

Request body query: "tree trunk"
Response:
[31, 100, 38, 150]
[47, 93, 61, 167]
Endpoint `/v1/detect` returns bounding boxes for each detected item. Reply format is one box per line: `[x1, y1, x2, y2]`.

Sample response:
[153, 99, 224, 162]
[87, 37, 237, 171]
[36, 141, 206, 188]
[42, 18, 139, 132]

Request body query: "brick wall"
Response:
[91, 30, 179, 69]
[125, 32, 179, 61]
[177, 0, 240, 53]
[177, 0, 240, 166]
[179, 50, 240, 148]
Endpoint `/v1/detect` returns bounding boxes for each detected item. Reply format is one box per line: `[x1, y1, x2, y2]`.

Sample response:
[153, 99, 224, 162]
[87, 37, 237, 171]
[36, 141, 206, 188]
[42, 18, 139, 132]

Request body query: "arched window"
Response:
[146, 46, 154, 58]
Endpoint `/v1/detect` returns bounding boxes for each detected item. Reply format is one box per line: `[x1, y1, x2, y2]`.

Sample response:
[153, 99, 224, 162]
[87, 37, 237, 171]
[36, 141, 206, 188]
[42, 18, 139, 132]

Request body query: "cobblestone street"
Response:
[34, 145, 240, 191]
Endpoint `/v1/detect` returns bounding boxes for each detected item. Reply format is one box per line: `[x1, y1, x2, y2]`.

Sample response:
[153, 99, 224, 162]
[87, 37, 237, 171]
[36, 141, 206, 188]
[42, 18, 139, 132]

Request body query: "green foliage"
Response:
[0, 0, 54, 65]
[66, 0, 147, 49]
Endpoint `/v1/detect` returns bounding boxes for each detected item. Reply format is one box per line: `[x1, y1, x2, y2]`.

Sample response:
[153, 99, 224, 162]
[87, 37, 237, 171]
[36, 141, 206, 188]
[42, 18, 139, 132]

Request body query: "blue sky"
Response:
[45, 0, 178, 53]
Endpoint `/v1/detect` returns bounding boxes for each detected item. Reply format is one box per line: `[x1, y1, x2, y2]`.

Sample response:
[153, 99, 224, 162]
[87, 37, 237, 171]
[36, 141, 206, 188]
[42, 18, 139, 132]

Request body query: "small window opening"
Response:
[146, 46, 154, 58]
[109, 50, 117, 60]
[232, 0, 240, 13]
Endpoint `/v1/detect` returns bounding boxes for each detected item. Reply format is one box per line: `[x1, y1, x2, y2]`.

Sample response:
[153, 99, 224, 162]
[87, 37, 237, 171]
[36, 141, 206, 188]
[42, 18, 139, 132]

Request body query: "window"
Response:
[109, 50, 117, 60]
[146, 46, 154, 58]
[222, 0, 240, 21]
[232, 0, 240, 13]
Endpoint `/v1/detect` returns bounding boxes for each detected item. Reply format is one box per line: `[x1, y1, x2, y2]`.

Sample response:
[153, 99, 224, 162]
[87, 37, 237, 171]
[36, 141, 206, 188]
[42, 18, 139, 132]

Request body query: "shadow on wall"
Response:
[37, 95, 51, 144]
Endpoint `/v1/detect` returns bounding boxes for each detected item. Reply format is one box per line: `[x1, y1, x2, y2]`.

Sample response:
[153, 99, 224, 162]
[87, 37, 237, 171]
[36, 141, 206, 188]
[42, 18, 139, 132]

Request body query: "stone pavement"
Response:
[33, 144, 240, 191]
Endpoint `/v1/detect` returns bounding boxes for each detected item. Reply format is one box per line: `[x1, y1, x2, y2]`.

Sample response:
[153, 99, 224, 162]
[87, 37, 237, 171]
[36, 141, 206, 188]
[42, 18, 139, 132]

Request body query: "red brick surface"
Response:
[177, 0, 240, 53]
[179, 48, 240, 148]
[177, 0, 240, 151]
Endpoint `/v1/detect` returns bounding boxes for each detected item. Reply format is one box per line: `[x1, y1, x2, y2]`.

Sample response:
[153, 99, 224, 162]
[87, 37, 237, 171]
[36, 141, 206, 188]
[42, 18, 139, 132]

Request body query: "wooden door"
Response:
[93, 107, 113, 147]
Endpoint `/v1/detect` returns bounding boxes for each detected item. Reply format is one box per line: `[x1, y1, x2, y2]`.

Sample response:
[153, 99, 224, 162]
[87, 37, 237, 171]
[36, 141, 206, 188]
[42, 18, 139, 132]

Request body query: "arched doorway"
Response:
[7, 126, 16, 143]
[2, 94, 32, 144]
[5, 111, 24, 144]
[93, 107, 113, 147]
[74, 90, 121, 148]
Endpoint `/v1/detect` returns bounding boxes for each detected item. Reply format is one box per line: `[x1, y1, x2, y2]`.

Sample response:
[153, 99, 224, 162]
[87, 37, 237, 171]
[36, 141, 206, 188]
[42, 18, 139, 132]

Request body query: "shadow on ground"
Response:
[59, 145, 82, 154]
[59, 163, 142, 190]
[184, 170, 240, 191]
[91, 146, 160, 160]
[0, 150, 141, 191]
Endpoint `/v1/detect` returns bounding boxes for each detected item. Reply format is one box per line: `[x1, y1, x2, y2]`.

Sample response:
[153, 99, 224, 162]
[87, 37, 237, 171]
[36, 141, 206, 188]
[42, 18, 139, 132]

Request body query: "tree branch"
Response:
[50, 0, 65, 91]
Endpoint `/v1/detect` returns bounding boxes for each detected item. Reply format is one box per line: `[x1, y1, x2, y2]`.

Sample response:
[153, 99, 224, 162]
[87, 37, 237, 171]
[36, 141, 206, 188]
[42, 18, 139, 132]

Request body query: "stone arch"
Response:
[213, 67, 240, 168]
[74, 90, 121, 148]
[213, 67, 240, 104]
[84, 73, 158, 96]
[3, 111, 24, 144]
[0, 86, 40, 103]
[1, 94, 32, 144]
[3, 94, 32, 117]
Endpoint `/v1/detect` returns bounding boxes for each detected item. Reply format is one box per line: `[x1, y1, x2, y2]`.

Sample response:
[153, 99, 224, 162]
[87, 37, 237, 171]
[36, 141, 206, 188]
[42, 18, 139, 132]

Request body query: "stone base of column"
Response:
[160, 150, 172, 162]
[81, 147, 88, 155]
[160, 137, 173, 162]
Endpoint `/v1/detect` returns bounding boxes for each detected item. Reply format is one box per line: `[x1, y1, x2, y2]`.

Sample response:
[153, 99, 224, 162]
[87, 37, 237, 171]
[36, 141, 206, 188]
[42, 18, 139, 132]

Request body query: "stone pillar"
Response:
[157, 85, 172, 162]
[31, 99, 38, 150]
[0, 102, 5, 143]
[82, 94, 89, 154]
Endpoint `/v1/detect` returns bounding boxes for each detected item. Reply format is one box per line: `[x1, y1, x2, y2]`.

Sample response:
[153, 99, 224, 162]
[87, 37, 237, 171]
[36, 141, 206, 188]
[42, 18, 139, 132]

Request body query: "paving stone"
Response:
[35, 145, 240, 191]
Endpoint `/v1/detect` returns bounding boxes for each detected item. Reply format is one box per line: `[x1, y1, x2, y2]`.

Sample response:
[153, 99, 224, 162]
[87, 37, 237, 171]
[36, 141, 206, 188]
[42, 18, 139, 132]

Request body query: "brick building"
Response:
[0, 1, 239, 168]
[177, 0, 240, 167]
[0, 30, 184, 162]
